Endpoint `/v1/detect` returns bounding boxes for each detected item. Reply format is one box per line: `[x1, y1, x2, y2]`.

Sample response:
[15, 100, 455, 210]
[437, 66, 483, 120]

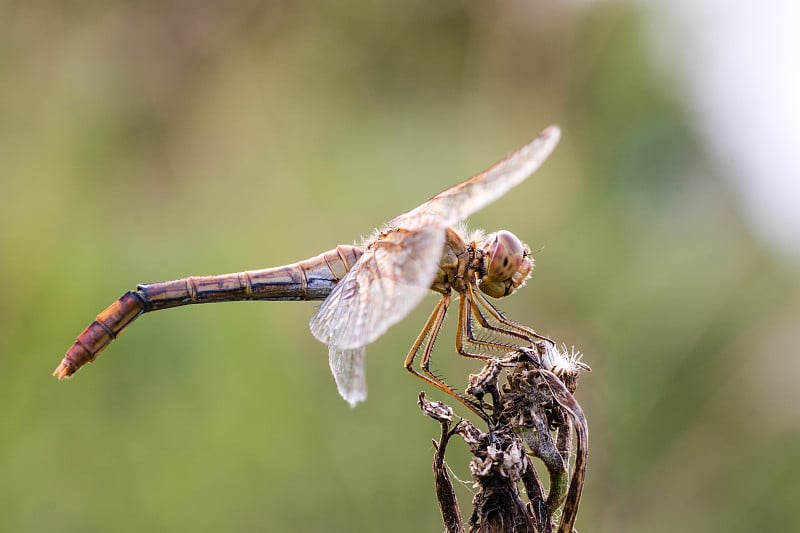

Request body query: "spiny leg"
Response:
[404, 295, 448, 385]
[472, 288, 555, 347]
[468, 285, 535, 346]
[456, 285, 532, 360]
[404, 294, 485, 416]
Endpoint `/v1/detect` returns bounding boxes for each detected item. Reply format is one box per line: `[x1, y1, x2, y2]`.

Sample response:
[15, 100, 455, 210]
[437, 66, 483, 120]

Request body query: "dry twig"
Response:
[419, 346, 589, 533]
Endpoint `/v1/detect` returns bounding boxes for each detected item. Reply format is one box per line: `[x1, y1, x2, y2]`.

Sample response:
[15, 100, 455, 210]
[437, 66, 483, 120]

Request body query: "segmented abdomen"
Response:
[54, 245, 362, 379]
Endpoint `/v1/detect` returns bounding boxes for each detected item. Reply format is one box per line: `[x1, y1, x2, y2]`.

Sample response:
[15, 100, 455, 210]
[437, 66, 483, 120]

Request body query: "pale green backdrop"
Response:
[2, 2, 798, 532]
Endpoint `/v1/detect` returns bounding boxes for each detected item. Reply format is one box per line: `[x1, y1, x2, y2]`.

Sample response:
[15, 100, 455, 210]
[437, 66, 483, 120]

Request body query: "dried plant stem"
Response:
[419, 349, 589, 533]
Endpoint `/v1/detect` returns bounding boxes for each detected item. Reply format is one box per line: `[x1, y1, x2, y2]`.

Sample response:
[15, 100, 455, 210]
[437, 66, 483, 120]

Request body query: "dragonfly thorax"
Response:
[477, 230, 533, 298]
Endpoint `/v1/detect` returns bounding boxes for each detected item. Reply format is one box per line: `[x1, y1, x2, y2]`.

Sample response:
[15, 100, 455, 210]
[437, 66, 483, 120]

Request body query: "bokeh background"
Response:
[2, 1, 798, 532]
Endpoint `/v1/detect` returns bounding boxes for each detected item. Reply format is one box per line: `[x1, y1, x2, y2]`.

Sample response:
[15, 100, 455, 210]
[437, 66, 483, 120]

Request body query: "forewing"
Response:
[309, 220, 446, 350]
[389, 125, 560, 229]
[328, 345, 367, 407]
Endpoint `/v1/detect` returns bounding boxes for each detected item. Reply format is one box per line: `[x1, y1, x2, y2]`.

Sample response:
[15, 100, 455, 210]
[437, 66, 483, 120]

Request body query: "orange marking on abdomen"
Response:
[54, 291, 146, 378]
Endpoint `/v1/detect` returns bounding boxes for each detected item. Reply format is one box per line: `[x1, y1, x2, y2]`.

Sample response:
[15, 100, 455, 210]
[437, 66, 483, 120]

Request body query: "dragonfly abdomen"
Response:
[54, 245, 362, 379]
[55, 291, 147, 379]
[138, 245, 362, 307]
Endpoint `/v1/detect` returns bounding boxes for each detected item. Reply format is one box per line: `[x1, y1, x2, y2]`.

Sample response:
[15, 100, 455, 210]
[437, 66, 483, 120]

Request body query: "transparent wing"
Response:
[328, 345, 367, 407]
[389, 125, 560, 229]
[314, 126, 559, 405]
[309, 220, 446, 350]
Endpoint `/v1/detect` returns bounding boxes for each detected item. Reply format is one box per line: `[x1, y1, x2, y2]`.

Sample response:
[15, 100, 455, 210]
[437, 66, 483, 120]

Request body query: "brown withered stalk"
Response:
[418, 347, 588, 533]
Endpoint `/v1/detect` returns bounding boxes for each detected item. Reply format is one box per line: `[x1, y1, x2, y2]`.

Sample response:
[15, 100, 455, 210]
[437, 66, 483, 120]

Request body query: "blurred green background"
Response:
[2, 1, 798, 532]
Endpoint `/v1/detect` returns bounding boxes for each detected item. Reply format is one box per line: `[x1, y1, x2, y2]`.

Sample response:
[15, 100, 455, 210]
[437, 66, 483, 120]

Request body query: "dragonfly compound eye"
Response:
[479, 230, 533, 298]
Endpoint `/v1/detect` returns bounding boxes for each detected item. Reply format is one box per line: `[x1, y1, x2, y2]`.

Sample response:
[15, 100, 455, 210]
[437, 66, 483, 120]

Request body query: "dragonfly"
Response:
[54, 125, 561, 411]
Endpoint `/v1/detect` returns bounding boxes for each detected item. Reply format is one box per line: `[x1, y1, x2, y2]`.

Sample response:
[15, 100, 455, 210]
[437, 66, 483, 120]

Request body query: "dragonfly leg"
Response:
[455, 283, 544, 360]
[403, 295, 449, 390]
[455, 289, 511, 359]
[468, 288, 534, 346]
[404, 294, 485, 416]
[471, 288, 555, 348]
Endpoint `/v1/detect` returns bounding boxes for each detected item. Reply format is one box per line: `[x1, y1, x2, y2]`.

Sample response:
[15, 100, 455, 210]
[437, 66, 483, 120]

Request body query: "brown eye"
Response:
[486, 230, 524, 282]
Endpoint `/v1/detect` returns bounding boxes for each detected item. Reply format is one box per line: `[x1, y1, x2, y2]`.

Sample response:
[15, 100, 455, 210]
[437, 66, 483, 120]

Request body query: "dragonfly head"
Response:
[478, 230, 533, 298]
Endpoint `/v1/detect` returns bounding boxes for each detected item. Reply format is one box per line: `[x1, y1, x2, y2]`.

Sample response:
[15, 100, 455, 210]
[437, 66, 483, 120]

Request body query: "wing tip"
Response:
[500, 124, 560, 176]
[511, 124, 561, 169]
[343, 391, 367, 407]
[541, 124, 561, 144]
[534, 125, 561, 155]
